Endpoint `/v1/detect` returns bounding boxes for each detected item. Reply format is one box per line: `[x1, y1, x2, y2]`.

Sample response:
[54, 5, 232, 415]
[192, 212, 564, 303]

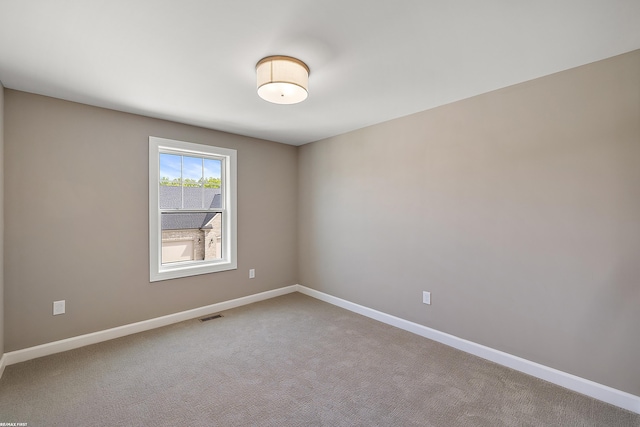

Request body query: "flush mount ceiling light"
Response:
[256, 56, 309, 104]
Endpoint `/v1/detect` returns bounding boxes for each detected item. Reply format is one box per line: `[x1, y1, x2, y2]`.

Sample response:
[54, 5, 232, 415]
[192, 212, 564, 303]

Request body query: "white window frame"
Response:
[149, 136, 237, 282]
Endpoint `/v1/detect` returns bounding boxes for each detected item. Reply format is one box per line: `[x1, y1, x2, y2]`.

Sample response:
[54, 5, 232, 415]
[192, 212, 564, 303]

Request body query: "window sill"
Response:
[151, 260, 238, 282]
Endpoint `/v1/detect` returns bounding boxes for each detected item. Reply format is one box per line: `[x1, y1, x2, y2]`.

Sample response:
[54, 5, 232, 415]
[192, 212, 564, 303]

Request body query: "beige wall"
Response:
[0, 83, 4, 355]
[298, 50, 640, 395]
[4, 91, 298, 351]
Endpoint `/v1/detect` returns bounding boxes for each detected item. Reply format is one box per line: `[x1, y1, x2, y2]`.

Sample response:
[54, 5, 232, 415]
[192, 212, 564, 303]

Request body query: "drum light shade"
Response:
[256, 56, 309, 104]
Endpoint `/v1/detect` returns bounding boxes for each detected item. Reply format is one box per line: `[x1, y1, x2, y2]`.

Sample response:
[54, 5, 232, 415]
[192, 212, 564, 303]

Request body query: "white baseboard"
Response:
[0, 354, 6, 379]
[296, 285, 640, 415]
[3, 285, 299, 367]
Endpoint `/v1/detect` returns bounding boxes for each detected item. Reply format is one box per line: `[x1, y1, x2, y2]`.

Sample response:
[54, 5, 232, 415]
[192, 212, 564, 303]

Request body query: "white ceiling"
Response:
[1, 1, 639, 146]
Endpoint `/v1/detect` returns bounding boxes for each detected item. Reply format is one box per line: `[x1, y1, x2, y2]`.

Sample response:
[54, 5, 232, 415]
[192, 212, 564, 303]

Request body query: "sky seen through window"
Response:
[160, 153, 221, 182]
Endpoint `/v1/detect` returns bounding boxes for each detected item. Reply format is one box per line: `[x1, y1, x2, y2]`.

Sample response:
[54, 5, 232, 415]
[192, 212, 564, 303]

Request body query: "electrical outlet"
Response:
[249, 269, 255, 279]
[53, 300, 66, 315]
[422, 291, 431, 305]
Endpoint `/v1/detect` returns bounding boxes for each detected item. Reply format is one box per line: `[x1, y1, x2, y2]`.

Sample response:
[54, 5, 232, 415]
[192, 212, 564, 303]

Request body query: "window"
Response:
[149, 136, 237, 281]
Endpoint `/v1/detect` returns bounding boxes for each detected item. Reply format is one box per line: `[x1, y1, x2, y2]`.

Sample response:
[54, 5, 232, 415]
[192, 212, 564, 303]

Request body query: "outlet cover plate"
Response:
[53, 300, 66, 315]
[422, 291, 431, 305]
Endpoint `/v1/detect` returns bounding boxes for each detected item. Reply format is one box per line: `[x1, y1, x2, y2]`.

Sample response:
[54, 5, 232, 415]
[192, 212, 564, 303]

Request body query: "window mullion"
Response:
[159, 209, 223, 214]
[201, 157, 205, 209]
[180, 155, 184, 210]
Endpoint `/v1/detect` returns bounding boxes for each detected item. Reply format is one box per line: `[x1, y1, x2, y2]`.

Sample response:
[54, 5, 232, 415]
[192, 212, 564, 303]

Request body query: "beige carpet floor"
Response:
[0, 292, 638, 426]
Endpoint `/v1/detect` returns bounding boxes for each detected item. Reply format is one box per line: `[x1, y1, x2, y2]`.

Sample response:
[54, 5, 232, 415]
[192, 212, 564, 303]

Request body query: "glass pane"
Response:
[159, 153, 182, 209]
[204, 158, 222, 209]
[159, 154, 222, 211]
[161, 212, 223, 264]
[206, 212, 223, 260]
[182, 156, 203, 209]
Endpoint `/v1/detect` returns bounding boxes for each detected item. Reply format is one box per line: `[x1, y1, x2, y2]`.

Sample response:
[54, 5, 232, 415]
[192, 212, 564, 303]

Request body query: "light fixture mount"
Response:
[256, 55, 309, 105]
